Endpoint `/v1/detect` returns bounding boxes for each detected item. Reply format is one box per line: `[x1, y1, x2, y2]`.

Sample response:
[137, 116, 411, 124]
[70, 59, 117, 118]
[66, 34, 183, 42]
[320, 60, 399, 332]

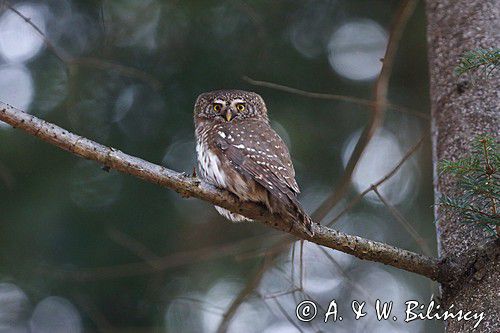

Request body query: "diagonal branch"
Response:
[0, 102, 441, 282]
[313, 0, 420, 223]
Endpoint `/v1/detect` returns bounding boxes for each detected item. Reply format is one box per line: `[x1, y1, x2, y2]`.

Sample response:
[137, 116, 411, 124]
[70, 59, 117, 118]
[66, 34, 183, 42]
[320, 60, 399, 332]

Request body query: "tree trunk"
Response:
[425, 0, 499, 332]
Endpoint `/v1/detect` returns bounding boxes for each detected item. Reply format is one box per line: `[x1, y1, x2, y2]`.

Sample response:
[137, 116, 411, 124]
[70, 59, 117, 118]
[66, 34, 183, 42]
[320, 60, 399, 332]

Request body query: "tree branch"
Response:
[0, 102, 441, 281]
[312, 0, 420, 222]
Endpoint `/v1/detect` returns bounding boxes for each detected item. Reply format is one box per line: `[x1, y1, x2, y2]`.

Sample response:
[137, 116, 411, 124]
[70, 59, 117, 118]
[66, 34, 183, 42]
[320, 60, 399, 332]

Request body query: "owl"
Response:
[193, 90, 313, 235]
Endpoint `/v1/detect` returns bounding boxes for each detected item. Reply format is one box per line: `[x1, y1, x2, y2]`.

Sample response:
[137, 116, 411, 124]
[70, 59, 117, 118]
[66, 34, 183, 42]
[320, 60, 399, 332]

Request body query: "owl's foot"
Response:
[215, 206, 252, 222]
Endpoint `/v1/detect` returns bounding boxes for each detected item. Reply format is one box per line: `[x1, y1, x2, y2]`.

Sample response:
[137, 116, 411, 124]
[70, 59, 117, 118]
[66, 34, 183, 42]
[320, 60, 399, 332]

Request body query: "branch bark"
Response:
[0, 102, 442, 282]
[425, 0, 500, 331]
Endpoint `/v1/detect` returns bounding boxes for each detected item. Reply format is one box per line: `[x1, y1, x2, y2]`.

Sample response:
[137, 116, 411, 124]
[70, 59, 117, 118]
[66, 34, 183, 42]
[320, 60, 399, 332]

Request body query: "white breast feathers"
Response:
[196, 140, 227, 188]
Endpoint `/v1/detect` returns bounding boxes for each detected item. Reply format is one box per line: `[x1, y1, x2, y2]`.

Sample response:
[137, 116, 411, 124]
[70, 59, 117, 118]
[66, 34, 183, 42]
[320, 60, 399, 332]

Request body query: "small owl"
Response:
[194, 90, 313, 235]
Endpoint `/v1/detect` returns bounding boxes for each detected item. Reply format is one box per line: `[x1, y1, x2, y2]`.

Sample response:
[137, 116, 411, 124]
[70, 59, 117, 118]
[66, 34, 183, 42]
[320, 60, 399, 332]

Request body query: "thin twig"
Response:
[174, 296, 226, 315]
[270, 297, 304, 333]
[328, 134, 426, 225]
[261, 287, 301, 300]
[0, 102, 440, 280]
[216, 254, 275, 333]
[317, 246, 401, 329]
[313, 0, 420, 223]
[0, 103, 443, 333]
[225, 134, 426, 329]
[243, 76, 429, 120]
[178, 3, 422, 330]
[107, 228, 162, 268]
[73, 294, 114, 332]
[69, 57, 162, 90]
[5, 1, 68, 62]
[6, 3, 162, 89]
[372, 187, 433, 256]
[38, 232, 274, 281]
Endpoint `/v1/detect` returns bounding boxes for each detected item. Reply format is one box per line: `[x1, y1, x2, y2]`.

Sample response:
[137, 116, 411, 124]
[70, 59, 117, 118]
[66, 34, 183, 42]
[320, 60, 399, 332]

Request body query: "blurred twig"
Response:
[216, 254, 275, 333]
[243, 76, 429, 120]
[219, 2, 422, 329]
[174, 296, 226, 316]
[0, 104, 440, 282]
[328, 134, 426, 225]
[270, 297, 304, 333]
[313, 0, 420, 223]
[107, 227, 162, 269]
[318, 246, 401, 329]
[372, 187, 433, 256]
[234, 0, 269, 55]
[70, 57, 162, 90]
[5, 1, 68, 62]
[5, 1, 162, 90]
[37, 231, 275, 281]
[74, 294, 114, 332]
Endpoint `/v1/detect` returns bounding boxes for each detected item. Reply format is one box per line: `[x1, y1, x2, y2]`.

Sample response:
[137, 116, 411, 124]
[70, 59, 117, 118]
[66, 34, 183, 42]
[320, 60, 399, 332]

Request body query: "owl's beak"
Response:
[225, 109, 233, 121]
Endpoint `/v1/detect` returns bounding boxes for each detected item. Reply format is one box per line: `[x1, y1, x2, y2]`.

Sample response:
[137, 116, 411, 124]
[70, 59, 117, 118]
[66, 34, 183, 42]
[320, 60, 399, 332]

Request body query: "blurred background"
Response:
[0, 0, 440, 332]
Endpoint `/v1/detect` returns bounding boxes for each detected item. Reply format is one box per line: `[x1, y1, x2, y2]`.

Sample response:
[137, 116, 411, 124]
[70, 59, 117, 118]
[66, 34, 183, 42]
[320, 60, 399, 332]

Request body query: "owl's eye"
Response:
[236, 103, 245, 112]
[213, 104, 222, 112]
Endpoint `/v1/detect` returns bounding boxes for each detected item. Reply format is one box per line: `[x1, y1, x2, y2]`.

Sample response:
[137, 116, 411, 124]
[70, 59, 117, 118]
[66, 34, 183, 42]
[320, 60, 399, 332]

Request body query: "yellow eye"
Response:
[236, 103, 245, 112]
[213, 104, 222, 112]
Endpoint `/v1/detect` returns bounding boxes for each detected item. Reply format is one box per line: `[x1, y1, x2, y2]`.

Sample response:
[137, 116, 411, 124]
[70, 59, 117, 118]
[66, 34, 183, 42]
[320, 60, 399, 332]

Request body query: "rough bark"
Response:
[0, 102, 441, 281]
[425, 0, 499, 332]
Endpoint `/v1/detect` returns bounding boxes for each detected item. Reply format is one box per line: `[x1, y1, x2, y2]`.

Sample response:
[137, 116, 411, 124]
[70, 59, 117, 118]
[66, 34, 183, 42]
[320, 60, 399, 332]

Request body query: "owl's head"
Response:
[194, 90, 269, 124]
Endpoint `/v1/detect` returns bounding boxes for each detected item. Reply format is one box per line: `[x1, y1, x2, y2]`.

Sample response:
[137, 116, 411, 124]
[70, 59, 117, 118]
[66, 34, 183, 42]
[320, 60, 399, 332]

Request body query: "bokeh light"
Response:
[289, 0, 339, 58]
[113, 84, 167, 141]
[162, 138, 196, 173]
[0, 3, 46, 63]
[342, 128, 416, 205]
[0, 65, 34, 128]
[293, 242, 353, 294]
[328, 19, 388, 81]
[0, 283, 30, 332]
[348, 268, 424, 333]
[164, 293, 205, 332]
[30, 297, 82, 333]
[0, 1, 437, 331]
[200, 280, 241, 332]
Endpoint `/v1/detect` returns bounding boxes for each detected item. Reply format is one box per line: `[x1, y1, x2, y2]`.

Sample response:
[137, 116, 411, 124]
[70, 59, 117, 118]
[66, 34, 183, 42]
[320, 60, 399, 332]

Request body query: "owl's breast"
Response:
[196, 139, 228, 188]
[195, 137, 263, 202]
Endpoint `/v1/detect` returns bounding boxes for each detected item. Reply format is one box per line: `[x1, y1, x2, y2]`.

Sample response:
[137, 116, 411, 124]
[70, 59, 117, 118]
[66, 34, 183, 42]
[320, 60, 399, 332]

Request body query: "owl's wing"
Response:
[214, 121, 300, 202]
[257, 124, 300, 194]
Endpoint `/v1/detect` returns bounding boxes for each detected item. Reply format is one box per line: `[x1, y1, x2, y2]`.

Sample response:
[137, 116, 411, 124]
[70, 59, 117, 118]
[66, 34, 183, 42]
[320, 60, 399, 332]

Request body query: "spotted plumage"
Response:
[194, 90, 313, 235]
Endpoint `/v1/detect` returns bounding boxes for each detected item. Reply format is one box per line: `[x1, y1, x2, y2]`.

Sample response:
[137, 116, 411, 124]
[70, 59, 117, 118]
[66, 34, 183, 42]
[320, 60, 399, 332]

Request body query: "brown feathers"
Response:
[194, 90, 314, 235]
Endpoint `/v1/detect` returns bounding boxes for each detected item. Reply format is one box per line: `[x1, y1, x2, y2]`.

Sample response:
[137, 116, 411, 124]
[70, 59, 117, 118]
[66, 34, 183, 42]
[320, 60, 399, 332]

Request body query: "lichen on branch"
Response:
[0, 101, 443, 281]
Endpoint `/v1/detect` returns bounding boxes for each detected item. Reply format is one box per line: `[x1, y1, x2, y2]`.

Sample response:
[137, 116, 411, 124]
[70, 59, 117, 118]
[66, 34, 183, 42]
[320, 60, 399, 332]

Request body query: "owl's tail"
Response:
[269, 190, 315, 237]
[296, 205, 315, 237]
[283, 197, 314, 237]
